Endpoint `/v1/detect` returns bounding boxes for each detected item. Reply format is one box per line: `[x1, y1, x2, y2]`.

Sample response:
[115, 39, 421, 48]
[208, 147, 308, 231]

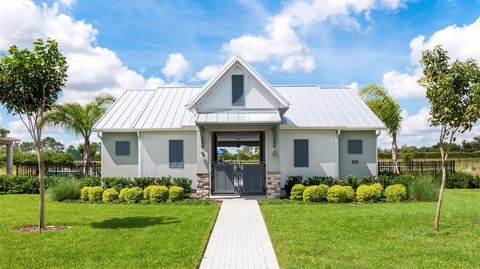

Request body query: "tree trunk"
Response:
[434, 146, 447, 232]
[37, 143, 46, 230]
[83, 137, 91, 176]
[391, 132, 400, 174]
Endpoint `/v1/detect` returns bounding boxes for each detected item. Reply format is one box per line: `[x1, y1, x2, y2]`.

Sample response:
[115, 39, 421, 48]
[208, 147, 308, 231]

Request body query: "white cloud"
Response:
[222, 0, 405, 73]
[347, 82, 358, 90]
[195, 65, 222, 81]
[382, 17, 480, 99]
[161, 53, 190, 81]
[0, 0, 169, 105]
[56, 0, 76, 8]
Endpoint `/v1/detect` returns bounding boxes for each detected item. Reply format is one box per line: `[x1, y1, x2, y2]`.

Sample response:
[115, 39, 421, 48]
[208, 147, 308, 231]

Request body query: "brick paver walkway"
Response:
[199, 199, 280, 269]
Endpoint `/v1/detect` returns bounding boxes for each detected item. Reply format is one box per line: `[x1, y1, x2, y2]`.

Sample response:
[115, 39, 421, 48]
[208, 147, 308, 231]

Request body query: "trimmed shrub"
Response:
[169, 186, 185, 201]
[307, 176, 339, 186]
[408, 176, 439, 201]
[88, 186, 104, 202]
[132, 177, 156, 189]
[446, 172, 476, 189]
[156, 176, 172, 187]
[80, 187, 91, 201]
[303, 184, 328, 202]
[172, 177, 192, 195]
[284, 176, 303, 197]
[46, 178, 81, 201]
[150, 186, 169, 203]
[385, 184, 407, 202]
[102, 188, 119, 203]
[356, 183, 384, 202]
[102, 177, 131, 191]
[0, 175, 39, 194]
[119, 187, 143, 203]
[290, 184, 306, 200]
[359, 176, 377, 185]
[79, 176, 101, 188]
[341, 175, 359, 188]
[143, 185, 156, 200]
[327, 185, 355, 203]
[378, 173, 418, 187]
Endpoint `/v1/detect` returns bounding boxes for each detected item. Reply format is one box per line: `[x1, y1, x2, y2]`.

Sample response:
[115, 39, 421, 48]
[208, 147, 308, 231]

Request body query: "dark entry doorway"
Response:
[212, 131, 266, 195]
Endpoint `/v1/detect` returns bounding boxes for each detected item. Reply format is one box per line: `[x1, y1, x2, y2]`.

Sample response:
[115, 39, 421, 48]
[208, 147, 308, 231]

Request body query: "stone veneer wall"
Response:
[266, 172, 281, 199]
[196, 173, 210, 199]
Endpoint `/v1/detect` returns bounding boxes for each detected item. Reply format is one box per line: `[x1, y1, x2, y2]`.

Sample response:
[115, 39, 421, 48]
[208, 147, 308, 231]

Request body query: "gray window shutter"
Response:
[348, 140, 363, 154]
[294, 139, 308, 167]
[115, 141, 130, 156]
[169, 140, 184, 168]
[232, 75, 244, 106]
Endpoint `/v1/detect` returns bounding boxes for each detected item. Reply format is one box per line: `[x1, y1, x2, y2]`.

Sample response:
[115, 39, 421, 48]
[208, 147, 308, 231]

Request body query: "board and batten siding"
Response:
[338, 130, 378, 178]
[140, 131, 197, 187]
[197, 66, 279, 110]
[279, 130, 338, 187]
[101, 132, 138, 178]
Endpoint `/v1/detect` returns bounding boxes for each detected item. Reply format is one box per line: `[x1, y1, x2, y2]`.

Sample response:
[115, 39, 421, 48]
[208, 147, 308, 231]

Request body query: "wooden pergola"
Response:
[0, 137, 20, 174]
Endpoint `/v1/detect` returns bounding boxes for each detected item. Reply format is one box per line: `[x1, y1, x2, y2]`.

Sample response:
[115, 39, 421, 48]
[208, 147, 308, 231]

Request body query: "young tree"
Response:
[418, 45, 480, 231]
[360, 84, 402, 173]
[45, 94, 115, 175]
[0, 39, 67, 230]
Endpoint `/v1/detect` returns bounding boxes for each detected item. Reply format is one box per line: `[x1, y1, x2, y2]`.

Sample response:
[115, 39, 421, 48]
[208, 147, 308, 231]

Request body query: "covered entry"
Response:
[212, 131, 266, 195]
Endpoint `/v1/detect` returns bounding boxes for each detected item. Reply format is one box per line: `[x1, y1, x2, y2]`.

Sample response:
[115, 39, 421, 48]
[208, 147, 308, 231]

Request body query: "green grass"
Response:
[260, 189, 480, 269]
[0, 195, 219, 269]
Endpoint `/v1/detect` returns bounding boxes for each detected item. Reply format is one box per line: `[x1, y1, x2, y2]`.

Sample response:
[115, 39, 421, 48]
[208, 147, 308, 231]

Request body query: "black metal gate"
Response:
[212, 161, 265, 195]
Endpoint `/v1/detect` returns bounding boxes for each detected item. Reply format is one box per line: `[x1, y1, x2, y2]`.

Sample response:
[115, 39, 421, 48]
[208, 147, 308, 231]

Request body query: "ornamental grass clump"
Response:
[356, 183, 384, 203]
[102, 188, 119, 203]
[46, 178, 81, 202]
[385, 184, 407, 202]
[408, 176, 439, 201]
[303, 184, 328, 202]
[327, 185, 355, 203]
[290, 184, 305, 200]
[150, 186, 169, 203]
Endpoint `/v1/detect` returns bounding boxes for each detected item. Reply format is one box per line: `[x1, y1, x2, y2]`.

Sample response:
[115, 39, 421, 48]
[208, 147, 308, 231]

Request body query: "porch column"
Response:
[196, 173, 210, 199]
[6, 143, 13, 175]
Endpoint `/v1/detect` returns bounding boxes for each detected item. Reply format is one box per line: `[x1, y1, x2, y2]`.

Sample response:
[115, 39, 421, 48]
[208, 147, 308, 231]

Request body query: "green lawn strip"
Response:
[0, 195, 219, 269]
[260, 189, 480, 269]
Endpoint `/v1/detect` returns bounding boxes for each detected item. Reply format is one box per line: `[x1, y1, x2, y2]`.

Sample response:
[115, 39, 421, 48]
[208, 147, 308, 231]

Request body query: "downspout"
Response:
[137, 131, 142, 177]
[336, 129, 341, 178]
[375, 130, 381, 177]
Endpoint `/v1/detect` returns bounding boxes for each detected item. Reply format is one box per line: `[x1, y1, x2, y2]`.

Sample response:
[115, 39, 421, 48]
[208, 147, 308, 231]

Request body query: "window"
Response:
[169, 140, 184, 168]
[232, 74, 244, 106]
[115, 141, 130, 156]
[294, 139, 309, 167]
[348, 140, 363, 154]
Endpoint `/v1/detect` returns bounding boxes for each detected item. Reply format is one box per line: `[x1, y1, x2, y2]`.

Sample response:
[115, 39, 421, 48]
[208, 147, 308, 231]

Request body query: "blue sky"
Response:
[1, 0, 480, 147]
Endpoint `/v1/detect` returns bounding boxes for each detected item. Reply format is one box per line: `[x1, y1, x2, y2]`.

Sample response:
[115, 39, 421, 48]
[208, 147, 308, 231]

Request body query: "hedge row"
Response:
[379, 151, 480, 159]
[80, 185, 185, 203]
[0, 175, 192, 195]
[290, 183, 407, 203]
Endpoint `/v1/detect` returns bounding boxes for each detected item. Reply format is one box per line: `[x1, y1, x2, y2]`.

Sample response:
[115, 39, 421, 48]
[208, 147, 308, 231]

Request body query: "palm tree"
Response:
[45, 93, 115, 175]
[359, 84, 402, 174]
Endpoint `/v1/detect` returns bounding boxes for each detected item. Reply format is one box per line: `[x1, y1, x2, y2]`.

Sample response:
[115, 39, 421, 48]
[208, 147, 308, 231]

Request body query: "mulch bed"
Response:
[15, 225, 69, 233]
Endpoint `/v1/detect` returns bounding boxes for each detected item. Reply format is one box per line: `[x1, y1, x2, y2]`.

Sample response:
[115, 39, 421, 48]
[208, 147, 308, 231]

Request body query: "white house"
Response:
[93, 56, 385, 198]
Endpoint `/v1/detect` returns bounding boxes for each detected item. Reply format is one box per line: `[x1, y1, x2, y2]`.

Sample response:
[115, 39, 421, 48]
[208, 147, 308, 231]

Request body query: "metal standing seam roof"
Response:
[93, 85, 385, 131]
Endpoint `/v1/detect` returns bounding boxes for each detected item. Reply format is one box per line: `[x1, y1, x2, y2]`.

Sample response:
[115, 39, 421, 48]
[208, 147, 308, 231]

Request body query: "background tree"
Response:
[43, 136, 64, 152]
[14, 142, 36, 152]
[77, 141, 101, 162]
[418, 45, 480, 231]
[45, 93, 115, 175]
[0, 39, 67, 230]
[360, 84, 402, 173]
[0, 127, 9, 137]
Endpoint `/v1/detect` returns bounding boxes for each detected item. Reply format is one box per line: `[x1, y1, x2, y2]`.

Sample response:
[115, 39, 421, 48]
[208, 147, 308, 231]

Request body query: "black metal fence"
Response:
[15, 162, 101, 177]
[378, 161, 455, 174]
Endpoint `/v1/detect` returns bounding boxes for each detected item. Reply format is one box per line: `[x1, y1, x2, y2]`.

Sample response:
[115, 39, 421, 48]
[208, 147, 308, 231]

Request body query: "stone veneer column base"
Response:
[196, 173, 210, 199]
[266, 172, 281, 199]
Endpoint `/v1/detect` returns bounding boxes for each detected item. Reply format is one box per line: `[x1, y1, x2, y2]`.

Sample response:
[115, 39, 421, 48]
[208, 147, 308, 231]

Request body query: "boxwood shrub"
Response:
[356, 183, 383, 202]
[102, 188, 119, 203]
[119, 187, 143, 203]
[290, 184, 306, 200]
[169, 186, 184, 201]
[385, 184, 407, 202]
[327, 185, 355, 203]
[88, 186, 104, 202]
[80, 187, 91, 201]
[150, 186, 169, 203]
[143, 185, 156, 200]
[303, 184, 328, 202]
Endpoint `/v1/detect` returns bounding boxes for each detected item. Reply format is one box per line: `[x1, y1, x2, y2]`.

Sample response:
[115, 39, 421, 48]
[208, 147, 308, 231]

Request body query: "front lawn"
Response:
[0, 195, 219, 269]
[260, 189, 480, 268]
